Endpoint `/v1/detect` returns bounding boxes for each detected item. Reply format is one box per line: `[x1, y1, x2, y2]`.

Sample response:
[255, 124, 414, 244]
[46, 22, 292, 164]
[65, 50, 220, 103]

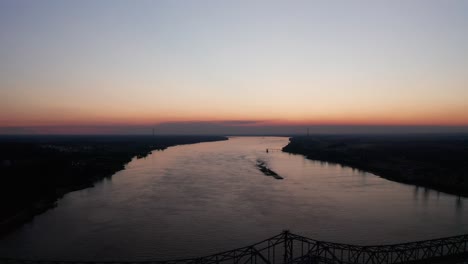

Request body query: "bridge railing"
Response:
[286, 232, 468, 264]
[0, 232, 289, 264]
[1, 231, 468, 264]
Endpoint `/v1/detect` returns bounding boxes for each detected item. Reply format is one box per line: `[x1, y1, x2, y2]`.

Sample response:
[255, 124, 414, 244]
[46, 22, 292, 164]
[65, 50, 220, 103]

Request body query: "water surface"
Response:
[0, 137, 466, 260]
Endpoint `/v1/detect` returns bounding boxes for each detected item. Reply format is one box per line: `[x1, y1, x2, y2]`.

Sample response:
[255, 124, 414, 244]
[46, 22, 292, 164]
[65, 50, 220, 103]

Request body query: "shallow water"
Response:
[0, 137, 466, 260]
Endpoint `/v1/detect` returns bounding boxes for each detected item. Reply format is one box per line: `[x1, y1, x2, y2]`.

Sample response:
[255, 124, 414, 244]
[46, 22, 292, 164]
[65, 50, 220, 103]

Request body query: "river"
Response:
[0, 137, 466, 260]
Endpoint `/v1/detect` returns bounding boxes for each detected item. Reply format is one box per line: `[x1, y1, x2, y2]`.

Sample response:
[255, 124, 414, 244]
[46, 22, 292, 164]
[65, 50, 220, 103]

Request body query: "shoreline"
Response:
[0, 135, 228, 236]
[282, 135, 468, 197]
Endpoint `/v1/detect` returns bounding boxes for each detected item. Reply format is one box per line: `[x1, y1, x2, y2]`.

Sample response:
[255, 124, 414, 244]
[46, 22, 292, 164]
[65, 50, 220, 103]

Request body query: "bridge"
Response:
[1, 231, 468, 264]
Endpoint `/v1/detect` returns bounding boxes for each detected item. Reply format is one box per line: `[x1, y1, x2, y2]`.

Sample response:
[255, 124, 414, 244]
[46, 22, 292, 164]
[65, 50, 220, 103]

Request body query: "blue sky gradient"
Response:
[1, 0, 467, 134]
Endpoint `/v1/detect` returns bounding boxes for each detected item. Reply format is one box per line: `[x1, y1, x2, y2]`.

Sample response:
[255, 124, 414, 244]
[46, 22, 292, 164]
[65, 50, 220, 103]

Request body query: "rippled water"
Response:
[0, 137, 466, 260]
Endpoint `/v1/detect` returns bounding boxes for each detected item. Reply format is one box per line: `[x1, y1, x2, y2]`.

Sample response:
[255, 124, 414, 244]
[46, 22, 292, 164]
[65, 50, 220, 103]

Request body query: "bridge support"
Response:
[283, 230, 293, 263]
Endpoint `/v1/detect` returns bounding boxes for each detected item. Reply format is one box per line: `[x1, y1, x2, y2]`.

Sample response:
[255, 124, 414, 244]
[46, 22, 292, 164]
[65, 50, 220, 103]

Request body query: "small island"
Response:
[256, 159, 283, 180]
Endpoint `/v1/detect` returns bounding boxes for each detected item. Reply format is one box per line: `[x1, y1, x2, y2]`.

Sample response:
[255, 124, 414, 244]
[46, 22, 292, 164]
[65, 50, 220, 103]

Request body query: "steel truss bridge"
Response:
[1, 231, 468, 264]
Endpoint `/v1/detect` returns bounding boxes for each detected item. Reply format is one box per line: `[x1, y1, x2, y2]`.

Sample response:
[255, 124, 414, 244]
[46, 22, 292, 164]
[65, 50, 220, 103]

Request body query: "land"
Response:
[0, 135, 227, 234]
[282, 134, 468, 197]
[256, 159, 283, 179]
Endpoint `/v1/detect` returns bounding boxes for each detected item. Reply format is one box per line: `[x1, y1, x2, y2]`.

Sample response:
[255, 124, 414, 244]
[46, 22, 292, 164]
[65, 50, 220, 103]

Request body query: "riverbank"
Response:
[282, 134, 468, 197]
[0, 135, 227, 235]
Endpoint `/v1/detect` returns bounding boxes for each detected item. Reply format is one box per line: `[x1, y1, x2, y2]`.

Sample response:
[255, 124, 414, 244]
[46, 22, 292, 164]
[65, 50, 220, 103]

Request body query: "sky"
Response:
[1, 0, 467, 135]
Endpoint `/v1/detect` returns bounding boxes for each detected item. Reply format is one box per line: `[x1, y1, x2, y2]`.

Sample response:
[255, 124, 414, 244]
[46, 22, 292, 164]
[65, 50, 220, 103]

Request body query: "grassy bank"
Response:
[0, 135, 227, 234]
[282, 134, 468, 197]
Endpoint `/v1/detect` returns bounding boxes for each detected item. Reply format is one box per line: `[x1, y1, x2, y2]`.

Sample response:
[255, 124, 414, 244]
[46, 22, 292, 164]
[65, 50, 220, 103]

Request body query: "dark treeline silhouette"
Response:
[283, 134, 468, 197]
[0, 135, 227, 234]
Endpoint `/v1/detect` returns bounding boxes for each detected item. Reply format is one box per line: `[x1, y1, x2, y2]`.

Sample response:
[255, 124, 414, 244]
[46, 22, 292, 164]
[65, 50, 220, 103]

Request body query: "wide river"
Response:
[1, 137, 467, 260]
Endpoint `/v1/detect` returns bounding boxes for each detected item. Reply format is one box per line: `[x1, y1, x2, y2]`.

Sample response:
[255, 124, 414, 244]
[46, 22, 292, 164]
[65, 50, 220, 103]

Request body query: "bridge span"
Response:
[1, 231, 468, 264]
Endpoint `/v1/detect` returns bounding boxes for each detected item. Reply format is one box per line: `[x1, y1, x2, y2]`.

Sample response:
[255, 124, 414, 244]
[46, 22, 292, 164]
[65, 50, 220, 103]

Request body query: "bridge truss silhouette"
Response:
[2, 231, 468, 264]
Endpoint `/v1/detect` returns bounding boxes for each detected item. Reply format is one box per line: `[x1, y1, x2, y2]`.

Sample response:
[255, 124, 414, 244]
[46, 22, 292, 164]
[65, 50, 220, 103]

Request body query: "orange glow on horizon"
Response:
[2, 115, 468, 128]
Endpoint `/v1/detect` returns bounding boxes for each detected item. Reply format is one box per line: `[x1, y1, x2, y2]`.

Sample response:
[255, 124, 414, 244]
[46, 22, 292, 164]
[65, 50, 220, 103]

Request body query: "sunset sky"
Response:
[1, 0, 467, 134]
